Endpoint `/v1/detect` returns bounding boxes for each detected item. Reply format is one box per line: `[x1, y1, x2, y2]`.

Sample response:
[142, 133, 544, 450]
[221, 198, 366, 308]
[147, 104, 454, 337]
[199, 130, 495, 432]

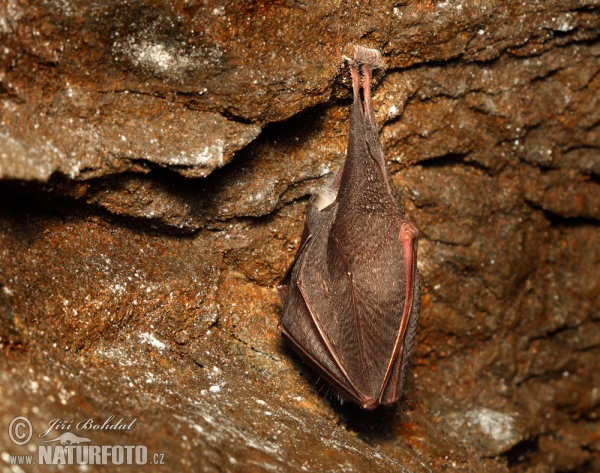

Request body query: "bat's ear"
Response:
[312, 187, 337, 211]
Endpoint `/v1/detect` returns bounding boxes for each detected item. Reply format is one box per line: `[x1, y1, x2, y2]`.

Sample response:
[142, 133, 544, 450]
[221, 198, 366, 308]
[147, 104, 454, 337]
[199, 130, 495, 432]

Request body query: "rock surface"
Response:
[1, 1, 600, 472]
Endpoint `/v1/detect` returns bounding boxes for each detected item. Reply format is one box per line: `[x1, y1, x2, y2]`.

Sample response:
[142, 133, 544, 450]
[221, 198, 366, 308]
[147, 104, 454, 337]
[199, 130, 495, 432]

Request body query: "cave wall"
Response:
[1, 1, 599, 472]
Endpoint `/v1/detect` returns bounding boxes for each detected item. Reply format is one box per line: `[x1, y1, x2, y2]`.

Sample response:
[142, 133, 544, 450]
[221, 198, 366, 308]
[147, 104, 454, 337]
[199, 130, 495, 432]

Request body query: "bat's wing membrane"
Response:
[280, 202, 364, 402]
[279, 46, 420, 409]
[381, 272, 420, 405]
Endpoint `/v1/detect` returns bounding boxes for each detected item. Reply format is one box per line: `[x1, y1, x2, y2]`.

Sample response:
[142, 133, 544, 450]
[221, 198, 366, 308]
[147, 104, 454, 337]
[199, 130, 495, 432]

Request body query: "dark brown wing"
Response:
[279, 46, 420, 410]
[331, 95, 407, 397]
[279, 198, 366, 403]
[381, 271, 420, 405]
[287, 97, 414, 408]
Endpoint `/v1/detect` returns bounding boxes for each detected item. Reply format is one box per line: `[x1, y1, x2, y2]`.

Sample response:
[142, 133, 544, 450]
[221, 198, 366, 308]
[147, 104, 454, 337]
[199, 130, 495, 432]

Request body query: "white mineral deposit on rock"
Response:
[466, 408, 516, 444]
[138, 332, 166, 350]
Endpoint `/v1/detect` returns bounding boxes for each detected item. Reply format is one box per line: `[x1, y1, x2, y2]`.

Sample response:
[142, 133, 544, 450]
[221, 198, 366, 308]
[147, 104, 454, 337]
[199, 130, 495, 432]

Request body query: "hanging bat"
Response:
[278, 45, 421, 410]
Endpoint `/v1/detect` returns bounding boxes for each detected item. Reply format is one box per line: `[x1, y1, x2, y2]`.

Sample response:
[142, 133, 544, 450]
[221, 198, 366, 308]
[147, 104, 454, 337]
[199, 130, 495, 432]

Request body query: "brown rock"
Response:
[1, 1, 600, 472]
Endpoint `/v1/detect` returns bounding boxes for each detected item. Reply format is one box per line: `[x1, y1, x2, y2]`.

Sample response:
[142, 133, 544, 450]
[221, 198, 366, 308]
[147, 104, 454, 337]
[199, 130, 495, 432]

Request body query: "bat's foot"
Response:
[345, 45, 382, 119]
[352, 45, 382, 70]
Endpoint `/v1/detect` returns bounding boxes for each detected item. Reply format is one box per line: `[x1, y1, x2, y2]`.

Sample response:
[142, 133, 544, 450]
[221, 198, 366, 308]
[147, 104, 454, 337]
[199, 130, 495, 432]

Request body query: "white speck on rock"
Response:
[138, 332, 166, 350]
[387, 104, 398, 120]
[189, 140, 225, 168]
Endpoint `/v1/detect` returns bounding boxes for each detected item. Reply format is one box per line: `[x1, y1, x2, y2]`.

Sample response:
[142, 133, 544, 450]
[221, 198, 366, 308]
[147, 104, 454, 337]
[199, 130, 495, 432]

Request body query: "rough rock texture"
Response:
[1, 1, 600, 472]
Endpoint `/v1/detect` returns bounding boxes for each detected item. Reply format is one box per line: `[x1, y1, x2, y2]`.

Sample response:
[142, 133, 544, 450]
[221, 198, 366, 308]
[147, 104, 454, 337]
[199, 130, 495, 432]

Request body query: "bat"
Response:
[277, 45, 421, 410]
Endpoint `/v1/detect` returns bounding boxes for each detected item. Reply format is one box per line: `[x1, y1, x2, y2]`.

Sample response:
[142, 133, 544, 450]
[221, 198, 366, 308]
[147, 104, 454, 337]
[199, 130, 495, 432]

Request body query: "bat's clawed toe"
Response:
[345, 45, 382, 118]
[352, 45, 382, 70]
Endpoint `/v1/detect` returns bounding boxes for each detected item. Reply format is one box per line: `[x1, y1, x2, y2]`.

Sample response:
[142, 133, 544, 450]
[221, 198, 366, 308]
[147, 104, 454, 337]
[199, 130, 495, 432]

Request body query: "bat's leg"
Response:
[359, 57, 395, 198]
[362, 64, 374, 120]
[349, 62, 362, 114]
[352, 45, 381, 122]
